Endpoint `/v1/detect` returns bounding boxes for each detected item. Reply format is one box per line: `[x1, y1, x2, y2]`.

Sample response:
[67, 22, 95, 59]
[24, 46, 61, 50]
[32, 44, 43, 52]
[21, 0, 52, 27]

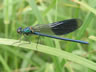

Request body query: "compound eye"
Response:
[17, 27, 22, 34]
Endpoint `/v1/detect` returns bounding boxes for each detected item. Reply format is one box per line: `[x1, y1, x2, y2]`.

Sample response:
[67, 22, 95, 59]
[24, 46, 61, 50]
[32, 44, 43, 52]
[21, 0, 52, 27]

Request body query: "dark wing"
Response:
[33, 19, 82, 35]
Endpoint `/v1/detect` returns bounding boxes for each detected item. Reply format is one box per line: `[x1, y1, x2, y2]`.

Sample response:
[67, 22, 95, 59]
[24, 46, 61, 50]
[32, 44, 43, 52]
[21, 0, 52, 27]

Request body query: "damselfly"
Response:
[17, 19, 88, 44]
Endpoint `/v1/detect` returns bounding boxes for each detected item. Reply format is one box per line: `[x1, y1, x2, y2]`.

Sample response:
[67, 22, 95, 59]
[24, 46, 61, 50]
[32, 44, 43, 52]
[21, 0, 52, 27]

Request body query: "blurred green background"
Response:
[0, 0, 96, 72]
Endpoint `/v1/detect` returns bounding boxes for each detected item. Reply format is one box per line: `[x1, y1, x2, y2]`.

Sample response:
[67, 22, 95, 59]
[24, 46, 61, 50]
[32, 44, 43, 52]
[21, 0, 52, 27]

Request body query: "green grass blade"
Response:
[0, 38, 96, 71]
[73, 0, 96, 15]
[0, 55, 11, 72]
[28, 0, 44, 24]
[67, 12, 94, 52]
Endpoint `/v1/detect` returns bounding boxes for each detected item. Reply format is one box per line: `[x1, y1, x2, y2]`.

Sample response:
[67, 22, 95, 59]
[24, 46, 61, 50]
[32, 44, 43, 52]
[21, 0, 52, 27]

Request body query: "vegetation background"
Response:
[0, 0, 96, 72]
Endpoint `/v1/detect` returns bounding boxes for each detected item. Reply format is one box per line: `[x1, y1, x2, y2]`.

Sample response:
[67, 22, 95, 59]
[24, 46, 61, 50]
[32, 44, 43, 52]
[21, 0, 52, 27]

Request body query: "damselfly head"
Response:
[17, 27, 22, 34]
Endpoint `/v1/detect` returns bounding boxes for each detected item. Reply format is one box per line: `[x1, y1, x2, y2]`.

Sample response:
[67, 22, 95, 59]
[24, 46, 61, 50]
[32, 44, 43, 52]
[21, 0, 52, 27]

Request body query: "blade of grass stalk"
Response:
[1, 46, 25, 59]
[0, 55, 11, 72]
[1, 46, 40, 67]
[32, 0, 57, 26]
[43, 0, 57, 17]
[72, 2, 80, 18]
[77, 13, 94, 39]
[67, 12, 94, 52]
[32, 54, 46, 66]
[72, 0, 96, 15]
[3, 1, 11, 72]
[44, 63, 54, 72]
[65, 0, 81, 52]
[3, 0, 9, 37]
[11, 1, 17, 35]
[53, 0, 64, 71]
[52, 56, 63, 72]
[21, 51, 34, 72]
[28, 0, 44, 24]
[3, 0, 10, 24]
[0, 38, 96, 71]
[62, 2, 79, 8]
[34, 64, 46, 72]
